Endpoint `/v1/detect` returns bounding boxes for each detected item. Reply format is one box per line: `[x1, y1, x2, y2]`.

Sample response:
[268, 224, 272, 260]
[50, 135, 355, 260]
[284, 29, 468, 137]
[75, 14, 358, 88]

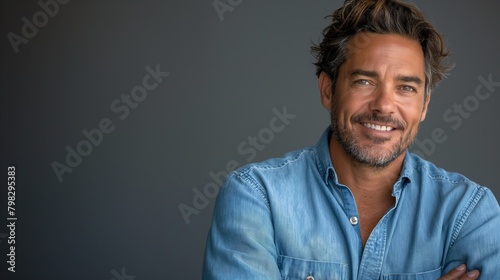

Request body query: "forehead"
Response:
[344, 32, 425, 77]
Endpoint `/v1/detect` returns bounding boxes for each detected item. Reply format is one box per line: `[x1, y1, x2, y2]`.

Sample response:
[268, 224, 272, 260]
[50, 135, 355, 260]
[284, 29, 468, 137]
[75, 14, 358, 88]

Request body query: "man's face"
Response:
[322, 33, 429, 167]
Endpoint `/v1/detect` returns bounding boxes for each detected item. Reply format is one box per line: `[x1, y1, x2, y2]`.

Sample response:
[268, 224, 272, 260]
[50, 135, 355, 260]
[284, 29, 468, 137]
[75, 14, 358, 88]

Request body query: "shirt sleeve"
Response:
[443, 186, 500, 277]
[202, 171, 281, 280]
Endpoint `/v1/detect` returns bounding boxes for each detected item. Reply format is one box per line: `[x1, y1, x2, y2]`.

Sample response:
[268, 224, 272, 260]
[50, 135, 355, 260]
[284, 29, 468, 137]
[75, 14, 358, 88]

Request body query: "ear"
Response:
[319, 72, 333, 111]
[420, 93, 431, 122]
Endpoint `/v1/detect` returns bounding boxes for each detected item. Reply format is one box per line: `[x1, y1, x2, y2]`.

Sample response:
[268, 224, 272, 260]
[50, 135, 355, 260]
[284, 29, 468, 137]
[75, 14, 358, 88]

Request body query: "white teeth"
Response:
[363, 123, 394, 131]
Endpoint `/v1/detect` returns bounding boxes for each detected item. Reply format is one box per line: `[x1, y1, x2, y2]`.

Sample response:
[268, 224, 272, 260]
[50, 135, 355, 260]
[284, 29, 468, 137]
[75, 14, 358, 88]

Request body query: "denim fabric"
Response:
[203, 128, 500, 279]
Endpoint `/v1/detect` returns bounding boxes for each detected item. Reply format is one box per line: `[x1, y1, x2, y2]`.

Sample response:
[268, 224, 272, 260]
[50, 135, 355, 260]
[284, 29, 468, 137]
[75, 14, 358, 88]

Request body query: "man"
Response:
[203, 0, 500, 279]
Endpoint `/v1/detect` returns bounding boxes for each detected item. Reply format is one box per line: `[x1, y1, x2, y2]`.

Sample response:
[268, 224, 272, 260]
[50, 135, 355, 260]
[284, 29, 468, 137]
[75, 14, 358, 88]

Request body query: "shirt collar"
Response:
[315, 126, 413, 190]
[315, 127, 338, 186]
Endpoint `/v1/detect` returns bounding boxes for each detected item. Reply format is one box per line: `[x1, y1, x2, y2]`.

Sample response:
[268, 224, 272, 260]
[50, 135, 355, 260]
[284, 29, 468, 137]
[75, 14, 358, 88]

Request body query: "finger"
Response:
[459, 269, 480, 280]
[439, 264, 467, 280]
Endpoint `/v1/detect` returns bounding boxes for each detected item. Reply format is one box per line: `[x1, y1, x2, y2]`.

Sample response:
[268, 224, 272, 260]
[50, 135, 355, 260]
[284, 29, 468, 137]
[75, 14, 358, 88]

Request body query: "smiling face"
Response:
[320, 32, 430, 168]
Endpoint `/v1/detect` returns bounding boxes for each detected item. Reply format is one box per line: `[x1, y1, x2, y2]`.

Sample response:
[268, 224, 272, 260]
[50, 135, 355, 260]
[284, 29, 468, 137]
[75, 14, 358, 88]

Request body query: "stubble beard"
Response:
[330, 104, 417, 168]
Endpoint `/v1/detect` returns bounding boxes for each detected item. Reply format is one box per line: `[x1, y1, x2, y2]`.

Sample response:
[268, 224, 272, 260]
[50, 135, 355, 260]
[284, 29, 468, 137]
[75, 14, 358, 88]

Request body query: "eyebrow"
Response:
[350, 69, 423, 85]
[350, 69, 378, 78]
[395, 75, 423, 85]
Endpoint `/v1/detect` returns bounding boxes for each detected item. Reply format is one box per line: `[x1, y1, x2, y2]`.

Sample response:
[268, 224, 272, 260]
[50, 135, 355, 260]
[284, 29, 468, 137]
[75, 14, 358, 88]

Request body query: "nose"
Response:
[368, 85, 395, 114]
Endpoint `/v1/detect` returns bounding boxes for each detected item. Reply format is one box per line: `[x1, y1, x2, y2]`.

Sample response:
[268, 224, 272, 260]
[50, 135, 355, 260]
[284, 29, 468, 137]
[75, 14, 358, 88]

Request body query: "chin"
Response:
[352, 148, 404, 168]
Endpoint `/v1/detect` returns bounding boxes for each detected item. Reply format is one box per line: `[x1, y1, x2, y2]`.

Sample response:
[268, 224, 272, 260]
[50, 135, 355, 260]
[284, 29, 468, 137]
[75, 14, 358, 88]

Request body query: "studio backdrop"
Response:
[1, 0, 499, 279]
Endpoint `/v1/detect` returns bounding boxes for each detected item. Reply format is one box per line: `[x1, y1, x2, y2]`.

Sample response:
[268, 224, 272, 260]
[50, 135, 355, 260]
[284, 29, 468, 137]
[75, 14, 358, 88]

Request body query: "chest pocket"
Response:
[382, 267, 441, 280]
[278, 255, 347, 280]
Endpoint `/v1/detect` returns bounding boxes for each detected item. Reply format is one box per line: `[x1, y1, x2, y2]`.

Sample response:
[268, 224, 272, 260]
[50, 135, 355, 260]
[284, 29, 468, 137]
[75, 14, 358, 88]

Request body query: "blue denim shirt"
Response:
[203, 128, 500, 279]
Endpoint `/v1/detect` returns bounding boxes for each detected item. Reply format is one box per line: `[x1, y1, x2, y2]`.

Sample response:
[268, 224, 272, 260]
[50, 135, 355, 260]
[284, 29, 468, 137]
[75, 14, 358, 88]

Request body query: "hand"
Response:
[438, 264, 480, 280]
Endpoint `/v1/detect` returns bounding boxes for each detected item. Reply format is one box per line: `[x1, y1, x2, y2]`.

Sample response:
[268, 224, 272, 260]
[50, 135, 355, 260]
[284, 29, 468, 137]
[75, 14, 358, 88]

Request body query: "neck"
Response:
[328, 137, 405, 246]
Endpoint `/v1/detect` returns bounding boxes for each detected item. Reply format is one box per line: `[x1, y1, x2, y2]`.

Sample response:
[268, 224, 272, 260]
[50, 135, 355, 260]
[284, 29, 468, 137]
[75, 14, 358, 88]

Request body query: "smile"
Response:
[362, 123, 395, 132]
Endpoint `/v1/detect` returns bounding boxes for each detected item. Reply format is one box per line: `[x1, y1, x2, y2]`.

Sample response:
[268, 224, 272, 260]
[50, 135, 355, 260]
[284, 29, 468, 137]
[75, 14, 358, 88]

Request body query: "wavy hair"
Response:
[311, 0, 451, 98]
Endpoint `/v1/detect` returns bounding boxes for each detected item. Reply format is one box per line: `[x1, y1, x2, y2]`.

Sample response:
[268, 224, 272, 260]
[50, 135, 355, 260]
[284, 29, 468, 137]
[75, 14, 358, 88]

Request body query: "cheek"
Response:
[400, 109, 425, 128]
[334, 101, 366, 129]
[396, 97, 426, 118]
[341, 98, 369, 117]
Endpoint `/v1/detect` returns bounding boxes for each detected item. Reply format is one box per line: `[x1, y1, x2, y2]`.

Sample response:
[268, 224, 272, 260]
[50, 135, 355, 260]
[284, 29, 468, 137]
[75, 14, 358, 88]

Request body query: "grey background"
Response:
[1, 1, 499, 279]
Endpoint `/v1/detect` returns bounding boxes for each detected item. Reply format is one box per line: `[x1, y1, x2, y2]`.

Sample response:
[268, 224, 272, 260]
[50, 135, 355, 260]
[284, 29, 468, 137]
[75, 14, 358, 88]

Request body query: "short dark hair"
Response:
[311, 0, 451, 97]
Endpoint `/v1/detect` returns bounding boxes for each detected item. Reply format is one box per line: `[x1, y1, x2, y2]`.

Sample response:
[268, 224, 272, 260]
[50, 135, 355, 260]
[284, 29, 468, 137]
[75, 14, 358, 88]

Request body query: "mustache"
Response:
[352, 113, 406, 130]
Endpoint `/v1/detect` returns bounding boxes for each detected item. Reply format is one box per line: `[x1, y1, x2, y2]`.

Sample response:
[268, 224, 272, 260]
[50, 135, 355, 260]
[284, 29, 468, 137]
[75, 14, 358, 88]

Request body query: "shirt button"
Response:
[349, 216, 359, 225]
[306, 276, 314, 280]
